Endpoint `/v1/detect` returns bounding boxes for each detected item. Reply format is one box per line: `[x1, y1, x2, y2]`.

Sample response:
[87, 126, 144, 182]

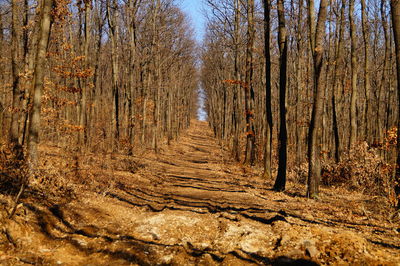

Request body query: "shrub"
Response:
[321, 141, 396, 205]
[0, 141, 27, 195]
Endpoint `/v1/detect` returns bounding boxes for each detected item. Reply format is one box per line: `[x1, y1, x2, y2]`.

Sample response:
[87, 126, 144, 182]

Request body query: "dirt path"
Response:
[1, 120, 400, 265]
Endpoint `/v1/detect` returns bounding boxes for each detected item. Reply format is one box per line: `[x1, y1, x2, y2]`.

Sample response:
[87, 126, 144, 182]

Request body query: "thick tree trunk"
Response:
[107, 0, 120, 150]
[331, 0, 345, 163]
[231, 0, 241, 161]
[262, 0, 273, 179]
[307, 0, 328, 198]
[18, 0, 38, 146]
[349, 0, 358, 149]
[0, 12, 3, 136]
[380, 2, 390, 147]
[390, 0, 400, 208]
[27, 0, 53, 169]
[295, 0, 304, 166]
[244, 0, 256, 165]
[10, 0, 21, 145]
[361, 0, 371, 143]
[128, 0, 138, 155]
[79, 0, 91, 147]
[151, 0, 160, 153]
[273, 0, 287, 191]
[92, 1, 104, 148]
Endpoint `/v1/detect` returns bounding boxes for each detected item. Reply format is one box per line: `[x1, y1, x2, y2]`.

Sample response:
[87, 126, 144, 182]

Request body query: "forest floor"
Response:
[1, 120, 400, 265]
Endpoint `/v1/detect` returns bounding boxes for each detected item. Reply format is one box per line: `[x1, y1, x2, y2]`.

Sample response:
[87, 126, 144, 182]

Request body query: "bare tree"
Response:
[10, 0, 21, 146]
[233, 0, 241, 161]
[273, 0, 288, 191]
[262, 0, 273, 179]
[27, 0, 53, 168]
[307, 0, 328, 198]
[361, 0, 371, 142]
[244, 0, 256, 165]
[331, 0, 345, 163]
[349, 0, 358, 148]
[106, 0, 120, 149]
[390, 0, 400, 208]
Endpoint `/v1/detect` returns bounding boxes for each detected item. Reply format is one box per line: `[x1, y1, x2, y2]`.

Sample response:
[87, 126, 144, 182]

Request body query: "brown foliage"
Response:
[321, 142, 396, 206]
[0, 142, 27, 195]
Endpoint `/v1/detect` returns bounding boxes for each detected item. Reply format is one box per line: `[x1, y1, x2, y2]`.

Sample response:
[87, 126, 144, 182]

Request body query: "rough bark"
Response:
[106, 0, 120, 150]
[244, 0, 256, 165]
[295, 0, 304, 166]
[10, 0, 21, 145]
[128, 0, 139, 155]
[262, 0, 273, 179]
[307, 0, 328, 198]
[79, 0, 91, 146]
[361, 0, 371, 143]
[331, 0, 345, 163]
[274, 0, 288, 191]
[390, 0, 400, 208]
[27, 0, 53, 169]
[349, 0, 358, 148]
[19, 0, 38, 146]
[232, 0, 241, 161]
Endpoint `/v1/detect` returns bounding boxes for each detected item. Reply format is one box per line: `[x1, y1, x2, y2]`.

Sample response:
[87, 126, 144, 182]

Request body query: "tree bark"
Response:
[27, 0, 53, 169]
[244, 0, 256, 165]
[262, 0, 273, 179]
[361, 0, 371, 143]
[307, 0, 328, 198]
[79, 0, 91, 147]
[18, 0, 38, 146]
[390, 0, 400, 208]
[10, 0, 21, 145]
[106, 0, 120, 150]
[331, 0, 345, 163]
[295, 0, 304, 166]
[128, 0, 139, 155]
[274, 0, 288, 191]
[349, 0, 358, 149]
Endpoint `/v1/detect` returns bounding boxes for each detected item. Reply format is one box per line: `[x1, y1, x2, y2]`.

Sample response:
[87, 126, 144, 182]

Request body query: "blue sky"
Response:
[179, 0, 208, 120]
[179, 0, 206, 42]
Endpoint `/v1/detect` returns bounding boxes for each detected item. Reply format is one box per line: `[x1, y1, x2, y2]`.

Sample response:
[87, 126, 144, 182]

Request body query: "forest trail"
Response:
[1, 120, 400, 265]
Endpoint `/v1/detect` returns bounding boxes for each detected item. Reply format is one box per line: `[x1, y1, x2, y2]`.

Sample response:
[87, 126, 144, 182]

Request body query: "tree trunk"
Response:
[79, 0, 91, 147]
[244, 0, 256, 165]
[10, 0, 21, 145]
[307, 0, 328, 198]
[18, 0, 38, 146]
[107, 0, 120, 150]
[349, 0, 358, 149]
[262, 0, 273, 179]
[151, 0, 160, 153]
[273, 0, 287, 191]
[231, 0, 241, 161]
[361, 0, 371, 143]
[390, 0, 400, 208]
[128, 0, 138, 155]
[27, 0, 53, 169]
[0, 12, 3, 136]
[295, 0, 304, 166]
[331, 0, 345, 163]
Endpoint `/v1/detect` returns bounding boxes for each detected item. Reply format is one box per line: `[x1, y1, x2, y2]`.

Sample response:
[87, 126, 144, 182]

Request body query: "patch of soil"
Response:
[1, 120, 399, 265]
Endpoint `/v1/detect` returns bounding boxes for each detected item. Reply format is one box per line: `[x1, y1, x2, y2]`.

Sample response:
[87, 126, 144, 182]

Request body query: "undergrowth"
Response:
[0, 141, 26, 196]
[321, 142, 396, 206]
[288, 142, 397, 207]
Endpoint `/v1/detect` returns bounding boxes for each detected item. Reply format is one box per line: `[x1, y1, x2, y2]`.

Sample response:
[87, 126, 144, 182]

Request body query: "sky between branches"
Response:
[179, 0, 206, 43]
